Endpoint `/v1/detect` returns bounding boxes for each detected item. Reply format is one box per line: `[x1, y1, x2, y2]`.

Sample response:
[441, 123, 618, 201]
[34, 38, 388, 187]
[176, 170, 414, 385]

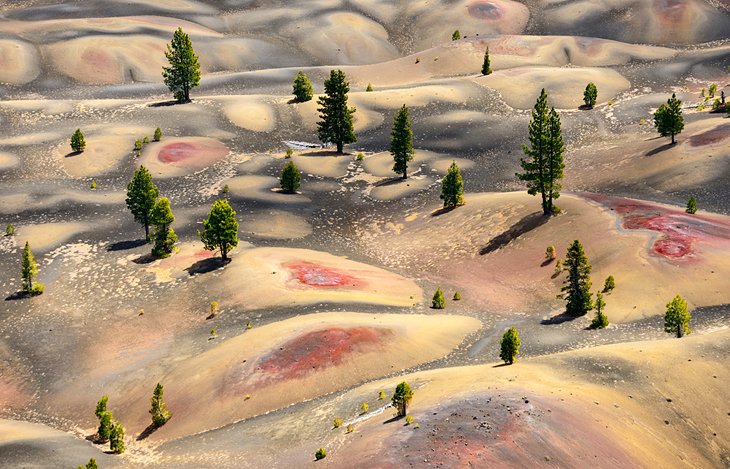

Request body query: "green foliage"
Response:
[150, 383, 172, 427]
[654, 93, 684, 144]
[583, 82, 598, 108]
[126, 165, 160, 241]
[95, 395, 108, 419]
[317, 69, 357, 153]
[360, 402, 369, 412]
[415, 57, 420, 64]
[109, 421, 125, 454]
[90, 180, 97, 189]
[199, 199, 239, 262]
[333, 417, 343, 428]
[390, 105, 414, 179]
[143, 136, 150, 144]
[517, 89, 565, 215]
[701, 88, 706, 98]
[315, 448, 327, 460]
[154, 127, 163, 141]
[709, 83, 717, 98]
[71, 128, 86, 152]
[561, 240, 593, 316]
[686, 196, 698, 214]
[21, 242, 40, 294]
[97, 411, 113, 443]
[292, 71, 314, 103]
[405, 415, 415, 425]
[603, 275, 615, 293]
[452, 30, 461, 41]
[453, 291, 461, 301]
[280, 161, 301, 193]
[665, 295, 691, 338]
[209, 301, 219, 318]
[5, 224, 15, 236]
[366, 83, 373, 92]
[431, 287, 445, 309]
[246, 320, 253, 330]
[545, 245, 556, 260]
[285, 147, 294, 158]
[712, 99, 723, 111]
[210, 328, 217, 337]
[481, 47, 492, 75]
[499, 326, 520, 365]
[346, 423, 354, 433]
[356, 152, 364, 161]
[392, 381, 414, 417]
[591, 292, 609, 329]
[378, 390, 386, 400]
[553, 258, 563, 275]
[80, 458, 98, 469]
[440, 161, 465, 208]
[162, 27, 201, 103]
[150, 197, 177, 258]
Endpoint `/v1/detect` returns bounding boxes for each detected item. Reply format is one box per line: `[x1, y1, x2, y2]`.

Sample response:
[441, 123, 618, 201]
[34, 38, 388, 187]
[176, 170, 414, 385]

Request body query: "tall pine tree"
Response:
[440, 161, 464, 208]
[21, 242, 40, 294]
[317, 70, 357, 154]
[199, 199, 239, 262]
[150, 197, 177, 258]
[561, 240, 593, 317]
[390, 105, 414, 179]
[516, 89, 564, 215]
[126, 165, 159, 241]
[481, 47, 492, 75]
[162, 27, 201, 103]
[150, 383, 172, 427]
[654, 93, 684, 144]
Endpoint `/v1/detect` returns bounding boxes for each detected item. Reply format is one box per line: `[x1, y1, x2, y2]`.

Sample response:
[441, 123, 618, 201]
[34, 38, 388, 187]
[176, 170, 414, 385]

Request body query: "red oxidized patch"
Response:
[286, 261, 364, 288]
[158, 143, 199, 164]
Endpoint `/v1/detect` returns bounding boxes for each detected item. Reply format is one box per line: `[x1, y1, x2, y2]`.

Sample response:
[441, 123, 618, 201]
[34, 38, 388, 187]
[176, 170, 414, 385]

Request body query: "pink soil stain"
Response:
[157, 140, 229, 169]
[257, 327, 390, 381]
[653, 0, 689, 24]
[583, 193, 730, 260]
[286, 261, 366, 289]
[688, 123, 730, 147]
[469, 1, 504, 20]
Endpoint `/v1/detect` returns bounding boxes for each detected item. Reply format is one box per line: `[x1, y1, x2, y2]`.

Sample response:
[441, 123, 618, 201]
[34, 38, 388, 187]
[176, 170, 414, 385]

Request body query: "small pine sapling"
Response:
[686, 196, 698, 214]
[431, 288, 445, 309]
[315, 448, 327, 460]
[452, 30, 461, 41]
[603, 275, 615, 293]
[5, 224, 15, 236]
[590, 292, 609, 329]
[333, 418, 343, 428]
[154, 127, 163, 141]
[545, 245, 556, 261]
[453, 291, 461, 301]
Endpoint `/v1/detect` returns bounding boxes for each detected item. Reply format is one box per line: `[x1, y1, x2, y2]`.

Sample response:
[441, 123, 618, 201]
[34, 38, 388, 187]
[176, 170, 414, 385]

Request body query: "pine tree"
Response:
[292, 71, 314, 103]
[431, 288, 445, 309]
[317, 69, 357, 154]
[654, 93, 684, 144]
[664, 295, 691, 338]
[150, 197, 177, 258]
[280, 161, 301, 193]
[150, 383, 172, 427]
[391, 381, 413, 417]
[517, 89, 564, 215]
[95, 395, 108, 419]
[97, 411, 113, 443]
[561, 240, 593, 316]
[199, 199, 239, 262]
[499, 326, 520, 365]
[21, 242, 43, 295]
[71, 129, 86, 153]
[76, 458, 98, 469]
[440, 161, 465, 208]
[686, 196, 698, 214]
[583, 83, 597, 108]
[126, 165, 160, 241]
[591, 292, 609, 329]
[109, 421, 125, 454]
[154, 127, 163, 141]
[162, 27, 201, 103]
[481, 47, 492, 75]
[390, 105, 414, 179]
[452, 30, 461, 41]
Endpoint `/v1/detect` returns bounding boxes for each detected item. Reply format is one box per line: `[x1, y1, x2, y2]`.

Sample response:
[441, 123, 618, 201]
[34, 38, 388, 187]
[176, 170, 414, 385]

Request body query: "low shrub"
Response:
[315, 448, 327, 460]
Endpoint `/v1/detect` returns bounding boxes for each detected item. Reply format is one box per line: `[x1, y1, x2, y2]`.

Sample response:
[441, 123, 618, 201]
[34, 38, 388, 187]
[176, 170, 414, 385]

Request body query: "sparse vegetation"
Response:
[378, 390, 386, 400]
[315, 448, 327, 460]
[109, 421, 125, 454]
[554, 258, 563, 275]
[440, 161, 465, 209]
[431, 287, 445, 309]
[452, 30, 461, 41]
[292, 71, 314, 103]
[143, 136, 150, 144]
[583, 82, 598, 109]
[664, 295, 691, 338]
[95, 396, 112, 443]
[134, 139, 143, 152]
[150, 197, 177, 258]
[453, 291, 461, 301]
[70, 128, 86, 153]
[246, 320, 253, 330]
[162, 27, 201, 103]
[150, 382, 172, 427]
[126, 166, 160, 241]
[603, 275, 615, 293]
[591, 292, 609, 329]
[545, 245, 556, 261]
[499, 326, 520, 365]
[654, 93, 684, 144]
[333, 417, 343, 428]
[209, 301, 219, 318]
[391, 104, 414, 179]
[366, 83, 373, 92]
[285, 147, 294, 158]
[346, 423, 354, 433]
[356, 152, 364, 161]
[481, 47, 492, 75]
[76, 458, 98, 469]
[317, 69, 357, 154]
[360, 402, 369, 413]
[709, 83, 717, 98]
[686, 196, 698, 214]
[199, 199, 239, 262]
[21, 242, 43, 295]
[5, 224, 15, 236]
[280, 161, 301, 193]
[392, 381, 414, 417]
[561, 240, 593, 316]
[405, 415, 415, 425]
[89, 180, 97, 189]
[517, 89, 565, 216]
[154, 127, 163, 141]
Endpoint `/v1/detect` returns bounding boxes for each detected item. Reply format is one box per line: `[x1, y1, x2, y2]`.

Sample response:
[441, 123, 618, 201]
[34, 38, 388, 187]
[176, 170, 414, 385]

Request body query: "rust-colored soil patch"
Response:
[286, 261, 365, 289]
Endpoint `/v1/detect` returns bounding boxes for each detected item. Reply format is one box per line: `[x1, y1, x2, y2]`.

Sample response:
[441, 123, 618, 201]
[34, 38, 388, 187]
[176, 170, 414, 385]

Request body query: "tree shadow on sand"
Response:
[148, 100, 186, 108]
[479, 212, 549, 255]
[300, 150, 345, 157]
[375, 177, 408, 188]
[137, 423, 159, 441]
[107, 239, 148, 252]
[132, 254, 156, 265]
[64, 151, 83, 158]
[645, 142, 676, 157]
[383, 415, 404, 425]
[541, 312, 580, 325]
[186, 257, 227, 276]
[5, 291, 33, 301]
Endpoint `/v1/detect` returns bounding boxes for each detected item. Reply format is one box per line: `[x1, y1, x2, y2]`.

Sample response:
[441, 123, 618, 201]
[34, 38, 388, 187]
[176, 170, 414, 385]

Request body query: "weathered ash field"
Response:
[1, 1, 729, 468]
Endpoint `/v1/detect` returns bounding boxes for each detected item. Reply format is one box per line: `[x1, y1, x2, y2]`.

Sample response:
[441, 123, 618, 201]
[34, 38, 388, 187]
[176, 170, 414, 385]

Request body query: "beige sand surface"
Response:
[225, 174, 312, 203]
[291, 152, 351, 179]
[0, 39, 40, 85]
[369, 176, 434, 201]
[0, 152, 19, 171]
[0, 419, 60, 442]
[0, 191, 125, 215]
[361, 150, 439, 178]
[139, 137, 230, 178]
[222, 96, 277, 133]
[60, 129, 148, 178]
[123, 312, 481, 439]
[14, 222, 90, 252]
[245, 210, 313, 240]
[294, 96, 384, 134]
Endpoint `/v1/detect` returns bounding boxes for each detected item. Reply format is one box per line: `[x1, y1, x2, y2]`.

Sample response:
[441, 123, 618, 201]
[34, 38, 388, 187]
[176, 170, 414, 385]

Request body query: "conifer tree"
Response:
[97, 411, 113, 443]
[654, 93, 684, 144]
[591, 292, 609, 329]
[499, 326, 520, 365]
[664, 295, 691, 338]
[391, 381, 413, 417]
[199, 199, 239, 262]
[150, 197, 177, 258]
[71, 129, 86, 153]
[109, 421, 125, 454]
[162, 27, 201, 103]
[517, 89, 565, 215]
[280, 161, 301, 193]
[154, 127, 163, 141]
[126, 165, 160, 241]
[481, 47, 492, 75]
[76, 458, 98, 469]
[452, 30, 461, 41]
[390, 105, 414, 179]
[583, 82, 597, 108]
[440, 161, 465, 208]
[561, 240, 593, 316]
[150, 383, 172, 427]
[21, 242, 43, 295]
[431, 288, 445, 309]
[292, 71, 314, 103]
[686, 196, 698, 214]
[317, 70, 357, 154]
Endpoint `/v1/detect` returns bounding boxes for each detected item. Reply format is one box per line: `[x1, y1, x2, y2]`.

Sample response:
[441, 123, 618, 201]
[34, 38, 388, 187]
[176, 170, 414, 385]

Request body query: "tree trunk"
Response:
[677, 327, 683, 338]
[337, 141, 343, 154]
[144, 222, 150, 242]
[402, 164, 407, 179]
[671, 132, 675, 144]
